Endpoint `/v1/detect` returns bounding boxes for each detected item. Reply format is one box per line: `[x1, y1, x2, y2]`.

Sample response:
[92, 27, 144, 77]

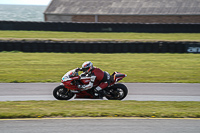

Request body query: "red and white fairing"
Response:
[59, 69, 127, 99]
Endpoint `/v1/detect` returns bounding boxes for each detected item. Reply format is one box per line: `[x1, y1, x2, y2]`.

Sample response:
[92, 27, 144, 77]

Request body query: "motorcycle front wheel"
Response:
[53, 85, 75, 100]
[105, 83, 128, 100]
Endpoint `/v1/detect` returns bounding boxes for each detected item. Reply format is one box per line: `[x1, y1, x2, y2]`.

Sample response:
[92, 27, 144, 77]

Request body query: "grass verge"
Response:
[0, 101, 199, 119]
[0, 52, 200, 83]
[0, 30, 200, 41]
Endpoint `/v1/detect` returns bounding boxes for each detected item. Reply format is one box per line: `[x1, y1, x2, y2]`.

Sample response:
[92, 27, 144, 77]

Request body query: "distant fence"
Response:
[0, 40, 200, 53]
[0, 21, 200, 33]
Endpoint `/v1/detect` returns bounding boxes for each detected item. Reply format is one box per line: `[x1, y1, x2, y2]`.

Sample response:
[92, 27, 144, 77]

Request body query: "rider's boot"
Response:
[94, 87, 106, 99]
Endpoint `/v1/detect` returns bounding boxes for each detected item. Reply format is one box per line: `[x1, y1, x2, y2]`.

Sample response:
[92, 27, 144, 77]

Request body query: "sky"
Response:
[0, 0, 52, 5]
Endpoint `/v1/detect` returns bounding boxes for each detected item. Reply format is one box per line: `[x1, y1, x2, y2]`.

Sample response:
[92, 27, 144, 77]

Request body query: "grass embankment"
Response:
[0, 101, 199, 119]
[0, 53, 199, 83]
[0, 31, 199, 119]
[0, 30, 200, 41]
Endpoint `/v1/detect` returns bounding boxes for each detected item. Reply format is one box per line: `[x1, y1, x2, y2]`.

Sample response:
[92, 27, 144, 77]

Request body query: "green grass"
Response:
[0, 101, 199, 119]
[0, 30, 200, 41]
[0, 52, 199, 83]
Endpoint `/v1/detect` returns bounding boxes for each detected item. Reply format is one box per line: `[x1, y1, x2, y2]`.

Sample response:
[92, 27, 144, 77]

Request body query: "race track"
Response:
[1, 83, 200, 133]
[0, 83, 200, 101]
[1, 118, 200, 133]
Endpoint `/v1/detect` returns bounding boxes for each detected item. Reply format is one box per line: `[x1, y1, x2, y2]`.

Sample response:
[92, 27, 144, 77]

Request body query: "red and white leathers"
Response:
[80, 67, 110, 91]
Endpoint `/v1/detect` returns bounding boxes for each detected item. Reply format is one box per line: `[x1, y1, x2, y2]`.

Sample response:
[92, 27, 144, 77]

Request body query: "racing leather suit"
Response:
[80, 67, 110, 91]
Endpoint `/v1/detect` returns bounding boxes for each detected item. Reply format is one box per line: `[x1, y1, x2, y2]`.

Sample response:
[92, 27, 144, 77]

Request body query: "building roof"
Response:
[44, 0, 200, 15]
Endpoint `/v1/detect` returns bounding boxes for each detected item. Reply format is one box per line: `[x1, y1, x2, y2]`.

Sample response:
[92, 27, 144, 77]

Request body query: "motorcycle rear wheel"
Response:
[105, 83, 128, 100]
[53, 85, 75, 100]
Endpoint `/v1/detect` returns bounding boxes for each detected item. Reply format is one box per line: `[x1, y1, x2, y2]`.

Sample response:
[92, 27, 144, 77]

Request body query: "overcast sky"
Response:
[0, 0, 51, 5]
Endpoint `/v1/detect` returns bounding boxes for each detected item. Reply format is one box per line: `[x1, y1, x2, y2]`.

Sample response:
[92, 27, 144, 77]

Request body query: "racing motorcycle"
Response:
[53, 69, 128, 100]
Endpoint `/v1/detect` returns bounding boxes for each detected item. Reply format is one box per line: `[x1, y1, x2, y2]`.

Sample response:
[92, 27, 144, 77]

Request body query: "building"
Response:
[44, 0, 200, 23]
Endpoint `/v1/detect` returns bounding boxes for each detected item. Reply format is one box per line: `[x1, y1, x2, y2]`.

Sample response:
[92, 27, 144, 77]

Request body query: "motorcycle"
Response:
[53, 69, 128, 100]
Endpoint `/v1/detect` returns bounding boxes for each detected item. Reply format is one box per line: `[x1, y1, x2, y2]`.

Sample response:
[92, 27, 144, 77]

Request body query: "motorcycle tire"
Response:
[105, 83, 128, 100]
[53, 85, 75, 100]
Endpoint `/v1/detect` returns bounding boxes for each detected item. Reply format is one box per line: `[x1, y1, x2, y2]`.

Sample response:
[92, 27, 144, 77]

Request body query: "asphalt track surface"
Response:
[0, 83, 200, 101]
[1, 118, 200, 133]
[1, 83, 200, 133]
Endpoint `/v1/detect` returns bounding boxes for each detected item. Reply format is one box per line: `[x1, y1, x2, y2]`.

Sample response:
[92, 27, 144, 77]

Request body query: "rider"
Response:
[76, 61, 110, 98]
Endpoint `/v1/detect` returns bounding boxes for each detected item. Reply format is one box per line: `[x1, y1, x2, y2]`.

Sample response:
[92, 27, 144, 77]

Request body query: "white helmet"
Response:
[82, 61, 93, 74]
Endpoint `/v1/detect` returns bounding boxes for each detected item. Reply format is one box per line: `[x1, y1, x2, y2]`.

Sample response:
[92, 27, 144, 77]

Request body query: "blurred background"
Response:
[0, 0, 51, 21]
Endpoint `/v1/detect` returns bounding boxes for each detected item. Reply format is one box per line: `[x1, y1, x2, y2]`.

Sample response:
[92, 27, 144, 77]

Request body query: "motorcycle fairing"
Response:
[110, 72, 127, 83]
[60, 70, 127, 99]
[74, 90, 94, 99]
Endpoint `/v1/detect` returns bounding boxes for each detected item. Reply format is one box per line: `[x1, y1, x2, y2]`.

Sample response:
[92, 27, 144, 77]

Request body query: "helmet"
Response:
[82, 61, 93, 74]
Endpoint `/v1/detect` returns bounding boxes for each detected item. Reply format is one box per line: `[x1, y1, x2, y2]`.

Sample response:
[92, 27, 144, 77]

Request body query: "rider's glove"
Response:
[75, 68, 80, 72]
